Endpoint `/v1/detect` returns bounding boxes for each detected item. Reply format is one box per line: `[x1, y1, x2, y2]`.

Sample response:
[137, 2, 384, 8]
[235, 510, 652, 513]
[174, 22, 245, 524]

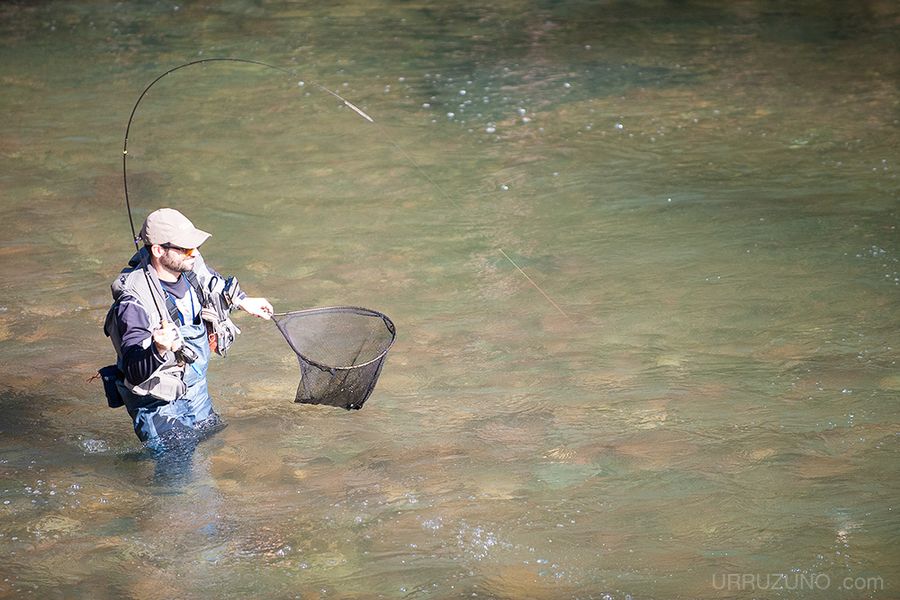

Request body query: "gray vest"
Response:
[104, 248, 223, 402]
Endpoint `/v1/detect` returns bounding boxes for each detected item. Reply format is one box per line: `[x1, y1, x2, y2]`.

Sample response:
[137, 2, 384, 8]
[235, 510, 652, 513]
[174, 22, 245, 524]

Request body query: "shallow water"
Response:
[1, 1, 898, 598]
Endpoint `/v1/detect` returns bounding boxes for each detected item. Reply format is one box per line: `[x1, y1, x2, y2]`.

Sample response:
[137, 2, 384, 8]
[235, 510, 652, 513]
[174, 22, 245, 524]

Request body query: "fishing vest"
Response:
[103, 248, 240, 402]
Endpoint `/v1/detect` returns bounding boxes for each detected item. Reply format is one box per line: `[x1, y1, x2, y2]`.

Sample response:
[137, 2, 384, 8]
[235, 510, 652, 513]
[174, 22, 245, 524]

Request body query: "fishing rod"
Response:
[122, 57, 570, 323]
[121, 58, 376, 351]
[122, 57, 373, 249]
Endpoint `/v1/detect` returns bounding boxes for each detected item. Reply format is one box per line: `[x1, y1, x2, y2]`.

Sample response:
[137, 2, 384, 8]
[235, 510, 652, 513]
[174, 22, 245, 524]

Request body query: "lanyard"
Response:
[165, 285, 197, 326]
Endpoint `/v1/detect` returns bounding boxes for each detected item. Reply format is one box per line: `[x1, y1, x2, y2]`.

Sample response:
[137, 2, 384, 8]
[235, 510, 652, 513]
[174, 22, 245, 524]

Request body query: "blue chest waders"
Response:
[119, 288, 214, 445]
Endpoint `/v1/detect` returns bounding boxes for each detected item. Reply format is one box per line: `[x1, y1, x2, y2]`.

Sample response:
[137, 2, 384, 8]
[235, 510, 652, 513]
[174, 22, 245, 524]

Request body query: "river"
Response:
[0, 1, 897, 598]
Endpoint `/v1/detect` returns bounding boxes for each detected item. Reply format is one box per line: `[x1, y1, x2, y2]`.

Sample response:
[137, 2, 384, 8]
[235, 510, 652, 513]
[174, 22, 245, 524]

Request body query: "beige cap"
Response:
[139, 208, 211, 248]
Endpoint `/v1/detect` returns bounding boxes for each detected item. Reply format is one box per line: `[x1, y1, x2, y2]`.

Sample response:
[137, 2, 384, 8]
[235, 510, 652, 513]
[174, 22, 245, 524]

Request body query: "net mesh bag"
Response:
[273, 306, 396, 410]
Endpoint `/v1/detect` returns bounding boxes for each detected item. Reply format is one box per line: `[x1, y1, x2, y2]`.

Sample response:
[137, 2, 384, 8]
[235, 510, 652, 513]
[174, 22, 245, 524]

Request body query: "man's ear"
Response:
[149, 244, 166, 259]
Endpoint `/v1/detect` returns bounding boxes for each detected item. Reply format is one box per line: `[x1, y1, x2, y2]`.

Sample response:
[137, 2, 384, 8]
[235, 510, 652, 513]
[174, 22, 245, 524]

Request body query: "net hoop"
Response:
[272, 306, 396, 371]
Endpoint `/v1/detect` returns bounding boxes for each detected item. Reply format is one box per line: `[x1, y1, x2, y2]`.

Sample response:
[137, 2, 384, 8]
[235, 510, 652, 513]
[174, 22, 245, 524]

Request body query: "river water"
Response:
[1, 1, 897, 598]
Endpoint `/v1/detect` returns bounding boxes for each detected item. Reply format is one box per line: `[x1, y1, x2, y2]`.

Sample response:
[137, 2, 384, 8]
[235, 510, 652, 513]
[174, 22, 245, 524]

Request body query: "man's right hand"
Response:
[152, 321, 183, 355]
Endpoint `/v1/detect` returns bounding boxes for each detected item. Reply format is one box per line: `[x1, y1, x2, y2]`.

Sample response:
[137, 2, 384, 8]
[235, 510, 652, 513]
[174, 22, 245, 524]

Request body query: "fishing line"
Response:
[121, 57, 570, 322]
[372, 121, 574, 322]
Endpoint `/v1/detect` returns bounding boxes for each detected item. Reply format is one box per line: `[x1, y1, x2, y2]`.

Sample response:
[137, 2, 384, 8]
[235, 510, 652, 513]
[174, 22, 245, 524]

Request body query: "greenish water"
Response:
[1, 1, 898, 598]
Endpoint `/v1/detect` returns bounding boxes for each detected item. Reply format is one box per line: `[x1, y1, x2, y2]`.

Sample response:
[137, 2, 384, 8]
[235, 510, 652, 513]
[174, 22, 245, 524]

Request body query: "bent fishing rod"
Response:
[121, 58, 375, 336]
[122, 57, 373, 250]
[121, 57, 570, 323]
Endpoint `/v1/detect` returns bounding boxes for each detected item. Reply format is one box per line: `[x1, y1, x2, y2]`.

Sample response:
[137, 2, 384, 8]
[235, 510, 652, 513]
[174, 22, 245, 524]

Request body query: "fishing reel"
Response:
[175, 343, 199, 366]
[164, 325, 198, 366]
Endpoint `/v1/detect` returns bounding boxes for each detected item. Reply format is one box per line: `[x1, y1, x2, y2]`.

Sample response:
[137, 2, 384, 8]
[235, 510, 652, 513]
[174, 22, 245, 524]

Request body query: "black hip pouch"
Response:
[99, 364, 125, 408]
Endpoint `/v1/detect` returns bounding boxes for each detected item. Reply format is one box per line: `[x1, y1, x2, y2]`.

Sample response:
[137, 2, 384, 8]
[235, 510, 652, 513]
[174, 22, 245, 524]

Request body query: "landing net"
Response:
[273, 307, 396, 410]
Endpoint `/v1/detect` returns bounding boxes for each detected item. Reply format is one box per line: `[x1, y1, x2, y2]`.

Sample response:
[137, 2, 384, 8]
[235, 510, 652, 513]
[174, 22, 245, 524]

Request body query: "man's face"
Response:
[158, 246, 196, 273]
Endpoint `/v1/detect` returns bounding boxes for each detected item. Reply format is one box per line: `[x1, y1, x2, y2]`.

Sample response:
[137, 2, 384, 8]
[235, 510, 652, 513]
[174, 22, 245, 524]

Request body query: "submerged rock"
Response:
[27, 514, 82, 536]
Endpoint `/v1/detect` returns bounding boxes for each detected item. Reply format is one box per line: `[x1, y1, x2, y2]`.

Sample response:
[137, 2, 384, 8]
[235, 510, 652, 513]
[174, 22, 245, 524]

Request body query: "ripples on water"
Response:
[1, 0, 898, 597]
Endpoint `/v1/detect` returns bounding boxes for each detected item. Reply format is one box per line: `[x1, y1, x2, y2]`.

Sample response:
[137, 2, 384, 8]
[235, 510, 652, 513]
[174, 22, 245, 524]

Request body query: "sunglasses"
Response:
[161, 243, 196, 255]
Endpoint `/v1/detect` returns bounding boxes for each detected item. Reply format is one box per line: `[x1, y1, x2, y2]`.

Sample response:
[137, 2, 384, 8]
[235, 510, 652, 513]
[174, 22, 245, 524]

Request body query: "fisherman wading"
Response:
[101, 208, 273, 449]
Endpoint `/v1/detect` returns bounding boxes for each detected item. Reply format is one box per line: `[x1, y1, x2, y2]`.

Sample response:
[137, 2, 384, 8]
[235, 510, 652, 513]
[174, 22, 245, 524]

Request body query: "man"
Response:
[104, 208, 273, 448]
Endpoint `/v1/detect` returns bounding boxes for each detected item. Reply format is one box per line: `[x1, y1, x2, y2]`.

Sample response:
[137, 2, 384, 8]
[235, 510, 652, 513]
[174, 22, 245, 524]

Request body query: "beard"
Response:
[159, 251, 194, 273]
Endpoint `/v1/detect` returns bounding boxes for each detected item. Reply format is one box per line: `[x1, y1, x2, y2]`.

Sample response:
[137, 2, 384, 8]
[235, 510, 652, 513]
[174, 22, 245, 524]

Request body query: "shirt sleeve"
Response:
[116, 295, 166, 386]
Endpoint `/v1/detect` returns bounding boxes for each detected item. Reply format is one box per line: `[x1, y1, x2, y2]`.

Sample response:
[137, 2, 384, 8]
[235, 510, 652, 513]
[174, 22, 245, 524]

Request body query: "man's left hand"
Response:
[237, 297, 274, 320]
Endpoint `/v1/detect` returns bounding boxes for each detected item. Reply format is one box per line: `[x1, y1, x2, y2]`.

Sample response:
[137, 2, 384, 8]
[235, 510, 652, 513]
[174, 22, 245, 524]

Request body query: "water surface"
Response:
[1, 1, 898, 598]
